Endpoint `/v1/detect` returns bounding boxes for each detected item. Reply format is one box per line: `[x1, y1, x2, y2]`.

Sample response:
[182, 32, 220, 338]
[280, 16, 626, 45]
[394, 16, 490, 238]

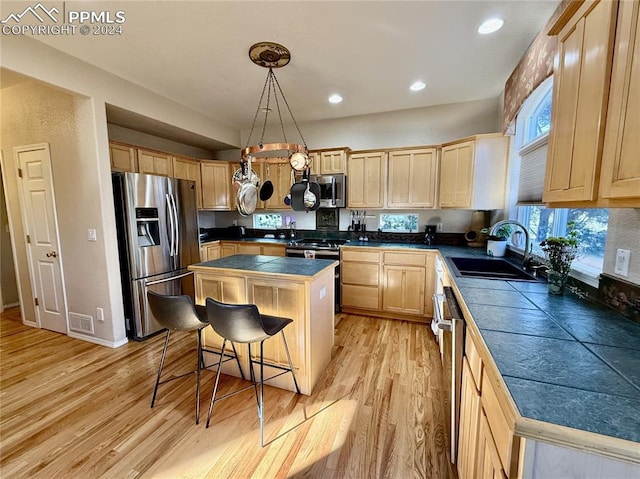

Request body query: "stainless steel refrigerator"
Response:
[112, 172, 200, 340]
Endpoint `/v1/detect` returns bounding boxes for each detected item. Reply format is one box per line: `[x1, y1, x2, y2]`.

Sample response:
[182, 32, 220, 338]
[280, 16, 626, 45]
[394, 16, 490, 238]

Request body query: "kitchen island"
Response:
[188, 255, 338, 395]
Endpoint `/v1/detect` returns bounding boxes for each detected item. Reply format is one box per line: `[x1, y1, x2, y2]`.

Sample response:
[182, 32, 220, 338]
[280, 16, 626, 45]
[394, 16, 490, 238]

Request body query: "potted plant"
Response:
[540, 221, 579, 295]
[482, 224, 513, 257]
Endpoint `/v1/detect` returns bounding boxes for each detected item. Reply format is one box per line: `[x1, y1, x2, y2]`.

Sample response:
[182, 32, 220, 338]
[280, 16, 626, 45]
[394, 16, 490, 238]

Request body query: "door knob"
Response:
[46, 251, 57, 258]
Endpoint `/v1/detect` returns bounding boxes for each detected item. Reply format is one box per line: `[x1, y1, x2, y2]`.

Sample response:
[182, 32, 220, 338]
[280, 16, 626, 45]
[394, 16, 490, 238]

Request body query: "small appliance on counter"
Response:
[464, 210, 491, 247]
[424, 225, 437, 245]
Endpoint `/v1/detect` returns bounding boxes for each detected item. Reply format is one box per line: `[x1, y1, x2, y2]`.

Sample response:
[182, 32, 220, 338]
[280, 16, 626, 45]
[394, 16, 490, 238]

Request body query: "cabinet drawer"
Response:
[236, 244, 261, 254]
[262, 245, 285, 256]
[383, 251, 427, 266]
[466, 333, 483, 390]
[342, 284, 379, 310]
[342, 262, 379, 286]
[481, 376, 514, 474]
[341, 249, 380, 263]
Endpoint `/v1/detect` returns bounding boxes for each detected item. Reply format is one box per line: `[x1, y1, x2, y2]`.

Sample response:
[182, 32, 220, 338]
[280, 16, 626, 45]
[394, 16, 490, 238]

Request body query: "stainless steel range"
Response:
[285, 238, 349, 311]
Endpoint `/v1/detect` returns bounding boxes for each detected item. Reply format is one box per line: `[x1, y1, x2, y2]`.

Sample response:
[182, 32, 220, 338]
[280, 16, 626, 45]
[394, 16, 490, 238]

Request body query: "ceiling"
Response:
[6, 1, 560, 143]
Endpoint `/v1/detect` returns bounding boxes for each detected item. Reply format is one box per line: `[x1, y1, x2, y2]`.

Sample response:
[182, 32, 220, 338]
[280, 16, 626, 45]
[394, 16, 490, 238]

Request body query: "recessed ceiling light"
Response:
[328, 94, 343, 104]
[410, 81, 426, 91]
[478, 18, 504, 35]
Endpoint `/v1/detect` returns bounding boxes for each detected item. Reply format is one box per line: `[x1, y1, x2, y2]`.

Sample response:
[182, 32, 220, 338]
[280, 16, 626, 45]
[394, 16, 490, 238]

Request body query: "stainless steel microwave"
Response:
[310, 174, 346, 208]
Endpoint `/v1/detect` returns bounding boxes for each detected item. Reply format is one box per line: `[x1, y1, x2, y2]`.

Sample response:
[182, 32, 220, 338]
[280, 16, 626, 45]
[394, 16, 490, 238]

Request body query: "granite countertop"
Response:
[190, 254, 338, 278]
[441, 252, 640, 450]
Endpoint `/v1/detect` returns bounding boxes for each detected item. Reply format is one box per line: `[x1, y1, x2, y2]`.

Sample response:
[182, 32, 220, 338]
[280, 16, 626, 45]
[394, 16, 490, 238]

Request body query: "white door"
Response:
[15, 144, 68, 334]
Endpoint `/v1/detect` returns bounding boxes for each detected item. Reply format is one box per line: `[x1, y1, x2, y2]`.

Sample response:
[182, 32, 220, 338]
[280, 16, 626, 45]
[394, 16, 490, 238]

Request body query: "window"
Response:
[253, 213, 282, 229]
[525, 87, 552, 143]
[379, 214, 418, 232]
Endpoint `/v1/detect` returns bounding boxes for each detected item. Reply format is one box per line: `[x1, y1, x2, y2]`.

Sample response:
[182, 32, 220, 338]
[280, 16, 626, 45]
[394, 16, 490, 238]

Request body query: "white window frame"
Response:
[253, 213, 282, 229]
[378, 213, 419, 233]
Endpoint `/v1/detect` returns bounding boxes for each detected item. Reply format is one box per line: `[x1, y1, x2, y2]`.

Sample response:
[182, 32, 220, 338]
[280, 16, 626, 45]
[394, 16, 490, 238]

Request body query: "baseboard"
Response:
[2, 302, 20, 309]
[68, 331, 129, 348]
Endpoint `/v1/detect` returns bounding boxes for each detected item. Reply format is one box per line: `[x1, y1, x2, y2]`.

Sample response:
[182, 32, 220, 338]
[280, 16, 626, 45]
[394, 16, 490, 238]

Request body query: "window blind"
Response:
[517, 134, 548, 204]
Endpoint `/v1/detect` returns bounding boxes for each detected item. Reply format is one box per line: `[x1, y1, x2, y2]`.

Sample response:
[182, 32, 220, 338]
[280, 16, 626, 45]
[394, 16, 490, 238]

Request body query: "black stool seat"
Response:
[146, 291, 244, 424]
[204, 297, 300, 446]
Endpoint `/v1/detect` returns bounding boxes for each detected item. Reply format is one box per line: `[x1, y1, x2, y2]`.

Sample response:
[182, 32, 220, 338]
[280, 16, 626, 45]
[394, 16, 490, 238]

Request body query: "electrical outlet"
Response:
[614, 249, 630, 277]
[96, 307, 104, 322]
[87, 228, 97, 242]
[436, 222, 443, 232]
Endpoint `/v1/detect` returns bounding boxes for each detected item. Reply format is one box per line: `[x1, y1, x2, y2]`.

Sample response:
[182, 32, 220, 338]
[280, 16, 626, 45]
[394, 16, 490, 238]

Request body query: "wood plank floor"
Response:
[0, 307, 456, 478]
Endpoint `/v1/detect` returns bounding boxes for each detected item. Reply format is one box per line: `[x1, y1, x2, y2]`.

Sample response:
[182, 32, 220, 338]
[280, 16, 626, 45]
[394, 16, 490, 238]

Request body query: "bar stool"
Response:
[204, 297, 301, 446]
[146, 291, 245, 424]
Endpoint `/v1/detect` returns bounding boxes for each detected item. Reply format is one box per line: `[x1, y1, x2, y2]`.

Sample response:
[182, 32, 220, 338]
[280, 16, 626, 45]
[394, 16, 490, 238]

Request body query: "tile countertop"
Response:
[190, 254, 338, 278]
[345, 242, 640, 458]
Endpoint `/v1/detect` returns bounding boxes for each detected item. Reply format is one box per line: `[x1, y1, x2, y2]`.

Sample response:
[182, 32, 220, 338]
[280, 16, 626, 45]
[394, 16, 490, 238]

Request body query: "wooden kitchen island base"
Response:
[189, 255, 338, 395]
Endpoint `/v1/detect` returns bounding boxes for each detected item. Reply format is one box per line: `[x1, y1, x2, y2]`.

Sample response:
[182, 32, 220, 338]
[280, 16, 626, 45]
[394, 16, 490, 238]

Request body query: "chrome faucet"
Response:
[488, 220, 532, 268]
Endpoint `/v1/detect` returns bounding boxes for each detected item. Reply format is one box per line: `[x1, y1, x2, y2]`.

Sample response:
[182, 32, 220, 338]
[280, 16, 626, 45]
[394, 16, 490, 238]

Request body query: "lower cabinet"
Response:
[341, 247, 435, 321]
[477, 411, 508, 479]
[458, 332, 519, 479]
[200, 242, 221, 262]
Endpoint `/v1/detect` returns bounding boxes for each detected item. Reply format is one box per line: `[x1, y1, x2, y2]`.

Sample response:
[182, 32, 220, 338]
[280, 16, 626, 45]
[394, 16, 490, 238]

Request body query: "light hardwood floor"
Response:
[0, 307, 456, 478]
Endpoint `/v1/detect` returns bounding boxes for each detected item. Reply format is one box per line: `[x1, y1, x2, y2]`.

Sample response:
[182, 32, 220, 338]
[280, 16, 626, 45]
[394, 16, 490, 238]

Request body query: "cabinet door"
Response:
[387, 148, 437, 208]
[439, 142, 473, 208]
[458, 360, 482, 479]
[137, 149, 173, 177]
[477, 412, 508, 479]
[544, 0, 617, 203]
[220, 243, 236, 257]
[202, 244, 220, 261]
[347, 152, 385, 208]
[320, 150, 346, 174]
[262, 245, 285, 256]
[600, 0, 640, 201]
[309, 151, 321, 175]
[201, 161, 231, 210]
[382, 265, 426, 315]
[265, 162, 293, 210]
[109, 142, 137, 172]
[173, 156, 203, 209]
[247, 278, 306, 376]
[236, 244, 261, 255]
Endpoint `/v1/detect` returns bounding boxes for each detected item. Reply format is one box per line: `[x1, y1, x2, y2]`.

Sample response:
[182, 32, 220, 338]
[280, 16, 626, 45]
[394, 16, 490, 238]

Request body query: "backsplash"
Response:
[598, 274, 640, 324]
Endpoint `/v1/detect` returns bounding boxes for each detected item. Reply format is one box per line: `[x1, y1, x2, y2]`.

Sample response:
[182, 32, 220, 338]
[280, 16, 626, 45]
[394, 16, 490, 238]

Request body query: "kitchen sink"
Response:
[449, 257, 538, 281]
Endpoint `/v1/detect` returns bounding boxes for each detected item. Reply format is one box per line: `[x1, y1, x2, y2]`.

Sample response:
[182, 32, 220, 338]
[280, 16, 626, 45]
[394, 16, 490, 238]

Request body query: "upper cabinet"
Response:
[262, 162, 293, 210]
[347, 151, 386, 208]
[109, 142, 137, 172]
[173, 155, 203, 209]
[309, 148, 348, 174]
[201, 160, 231, 210]
[137, 148, 173, 177]
[439, 134, 509, 209]
[600, 0, 640, 202]
[544, 0, 639, 207]
[387, 147, 438, 208]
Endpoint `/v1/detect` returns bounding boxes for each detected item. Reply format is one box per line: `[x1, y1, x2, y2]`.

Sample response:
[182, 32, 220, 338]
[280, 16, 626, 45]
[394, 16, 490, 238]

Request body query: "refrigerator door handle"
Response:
[145, 270, 193, 286]
[171, 193, 179, 258]
[166, 193, 176, 257]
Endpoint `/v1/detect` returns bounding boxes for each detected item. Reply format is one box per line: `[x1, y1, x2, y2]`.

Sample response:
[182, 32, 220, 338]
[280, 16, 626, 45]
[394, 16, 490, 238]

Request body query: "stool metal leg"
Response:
[151, 329, 171, 408]
[281, 331, 301, 394]
[205, 338, 227, 428]
[259, 340, 265, 447]
[195, 328, 202, 425]
[248, 343, 260, 414]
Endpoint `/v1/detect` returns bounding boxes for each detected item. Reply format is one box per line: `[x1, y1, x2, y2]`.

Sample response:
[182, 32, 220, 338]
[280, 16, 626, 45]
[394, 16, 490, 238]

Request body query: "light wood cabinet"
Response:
[262, 244, 286, 256]
[173, 155, 203, 209]
[319, 149, 346, 174]
[109, 142, 137, 172]
[439, 134, 508, 209]
[309, 151, 321, 175]
[263, 162, 293, 210]
[201, 160, 231, 210]
[236, 243, 262, 255]
[599, 0, 640, 202]
[219, 241, 285, 257]
[341, 249, 381, 311]
[458, 359, 482, 479]
[387, 147, 438, 208]
[477, 411, 508, 479]
[341, 247, 435, 321]
[347, 151, 386, 208]
[220, 243, 236, 257]
[544, 0, 618, 204]
[137, 148, 173, 177]
[200, 242, 221, 262]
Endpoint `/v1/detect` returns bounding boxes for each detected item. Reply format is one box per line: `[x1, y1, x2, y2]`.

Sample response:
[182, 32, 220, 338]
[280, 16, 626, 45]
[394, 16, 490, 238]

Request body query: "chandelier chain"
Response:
[271, 69, 307, 149]
[245, 68, 271, 149]
[271, 71, 288, 144]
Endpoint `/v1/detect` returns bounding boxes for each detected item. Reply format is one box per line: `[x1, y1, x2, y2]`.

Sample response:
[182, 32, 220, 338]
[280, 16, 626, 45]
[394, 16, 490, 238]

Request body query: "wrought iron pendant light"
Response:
[242, 42, 308, 164]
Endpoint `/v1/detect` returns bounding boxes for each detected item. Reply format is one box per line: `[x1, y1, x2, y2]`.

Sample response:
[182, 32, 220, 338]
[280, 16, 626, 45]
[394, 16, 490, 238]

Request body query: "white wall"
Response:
[107, 124, 214, 159]
[603, 209, 640, 285]
[0, 170, 19, 307]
